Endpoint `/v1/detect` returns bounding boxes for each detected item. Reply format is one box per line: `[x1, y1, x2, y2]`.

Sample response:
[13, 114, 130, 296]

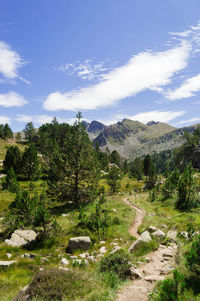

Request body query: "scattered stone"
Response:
[41, 257, 48, 262]
[0, 260, 17, 267]
[167, 230, 177, 241]
[148, 226, 157, 232]
[144, 275, 165, 282]
[97, 254, 104, 258]
[111, 209, 117, 213]
[100, 241, 106, 244]
[87, 255, 97, 262]
[62, 213, 68, 217]
[109, 246, 121, 254]
[179, 231, 189, 240]
[110, 242, 118, 246]
[22, 253, 37, 259]
[5, 229, 37, 247]
[60, 258, 69, 266]
[129, 266, 143, 279]
[70, 255, 78, 259]
[59, 266, 70, 272]
[79, 252, 89, 258]
[73, 259, 88, 265]
[99, 246, 107, 254]
[6, 253, 12, 259]
[145, 257, 150, 263]
[68, 236, 91, 251]
[0, 217, 4, 221]
[152, 230, 165, 237]
[160, 265, 173, 275]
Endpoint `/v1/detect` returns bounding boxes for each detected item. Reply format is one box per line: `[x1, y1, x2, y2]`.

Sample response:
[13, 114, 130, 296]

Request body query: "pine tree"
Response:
[3, 146, 22, 174]
[49, 113, 100, 206]
[2, 167, 19, 193]
[176, 163, 198, 211]
[21, 144, 40, 180]
[3, 124, 13, 138]
[107, 165, 121, 194]
[24, 122, 36, 143]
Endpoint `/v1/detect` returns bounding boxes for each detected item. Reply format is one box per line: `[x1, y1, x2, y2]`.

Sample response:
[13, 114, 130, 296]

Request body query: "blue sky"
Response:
[1, 0, 200, 131]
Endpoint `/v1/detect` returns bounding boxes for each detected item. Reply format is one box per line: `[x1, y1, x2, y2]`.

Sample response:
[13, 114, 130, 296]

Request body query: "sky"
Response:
[1, 0, 200, 131]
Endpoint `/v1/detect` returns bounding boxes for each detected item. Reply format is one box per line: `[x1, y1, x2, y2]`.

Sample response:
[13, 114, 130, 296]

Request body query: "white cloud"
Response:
[128, 110, 185, 124]
[0, 41, 25, 80]
[174, 117, 200, 125]
[44, 41, 190, 111]
[99, 110, 185, 125]
[16, 114, 82, 125]
[0, 92, 27, 107]
[166, 73, 200, 100]
[0, 115, 10, 124]
[56, 59, 109, 81]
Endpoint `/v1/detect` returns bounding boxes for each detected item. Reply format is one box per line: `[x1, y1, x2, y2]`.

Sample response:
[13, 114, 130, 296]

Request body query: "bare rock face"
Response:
[148, 226, 157, 233]
[129, 266, 143, 279]
[5, 230, 37, 247]
[68, 236, 91, 251]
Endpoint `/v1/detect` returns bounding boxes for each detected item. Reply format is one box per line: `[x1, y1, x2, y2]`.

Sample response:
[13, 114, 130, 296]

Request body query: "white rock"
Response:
[167, 230, 177, 241]
[0, 260, 17, 267]
[100, 241, 106, 244]
[139, 231, 152, 243]
[109, 246, 121, 254]
[148, 226, 157, 232]
[5, 229, 37, 247]
[6, 253, 12, 259]
[60, 258, 69, 266]
[99, 247, 107, 254]
[144, 275, 165, 282]
[129, 266, 143, 279]
[68, 236, 91, 251]
[59, 266, 70, 272]
[79, 252, 89, 258]
[152, 230, 165, 237]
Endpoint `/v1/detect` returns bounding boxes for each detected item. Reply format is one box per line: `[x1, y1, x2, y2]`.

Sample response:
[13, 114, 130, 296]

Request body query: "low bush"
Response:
[100, 249, 131, 280]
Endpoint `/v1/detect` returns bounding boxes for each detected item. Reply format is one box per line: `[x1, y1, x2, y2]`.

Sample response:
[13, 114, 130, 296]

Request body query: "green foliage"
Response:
[24, 122, 36, 143]
[129, 157, 144, 180]
[2, 123, 13, 139]
[15, 132, 21, 142]
[5, 189, 51, 232]
[78, 193, 111, 239]
[155, 270, 185, 301]
[100, 249, 131, 280]
[2, 168, 19, 193]
[21, 143, 40, 180]
[109, 150, 121, 167]
[107, 165, 121, 194]
[49, 113, 100, 206]
[17, 269, 90, 301]
[185, 235, 200, 274]
[3, 146, 22, 174]
[176, 163, 198, 211]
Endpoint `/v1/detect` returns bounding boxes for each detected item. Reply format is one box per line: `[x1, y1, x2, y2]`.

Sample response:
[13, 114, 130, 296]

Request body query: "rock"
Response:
[22, 253, 37, 259]
[110, 242, 118, 246]
[129, 231, 152, 252]
[129, 266, 143, 279]
[60, 258, 69, 266]
[73, 259, 88, 265]
[152, 230, 165, 238]
[160, 265, 173, 275]
[109, 246, 121, 254]
[0, 260, 17, 267]
[100, 241, 106, 244]
[59, 266, 70, 272]
[87, 255, 97, 262]
[97, 254, 104, 258]
[167, 230, 177, 241]
[41, 257, 48, 262]
[79, 252, 89, 258]
[179, 231, 189, 240]
[5, 230, 37, 247]
[62, 213, 68, 217]
[70, 255, 78, 259]
[99, 247, 107, 254]
[139, 231, 152, 243]
[68, 236, 91, 251]
[0, 217, 4, 221]
[6, 253, 12, 259]
[144, 275, 165, 282]
[163, 251, 173, 258]
[148, 226, 157, 233]
[111, 209, 117, 213]
[145, 257, 150, 263]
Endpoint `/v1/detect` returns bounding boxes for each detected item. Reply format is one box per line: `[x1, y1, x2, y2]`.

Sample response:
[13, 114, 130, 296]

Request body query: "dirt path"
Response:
[116, 196, 178, 301]
[123, 197, 146, 238]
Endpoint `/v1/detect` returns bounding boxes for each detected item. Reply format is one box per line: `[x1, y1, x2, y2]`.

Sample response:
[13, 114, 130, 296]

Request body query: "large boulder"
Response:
[5, 230, 37, 247]
[68, 236, 91, 251]
[129, 231, 152, 252]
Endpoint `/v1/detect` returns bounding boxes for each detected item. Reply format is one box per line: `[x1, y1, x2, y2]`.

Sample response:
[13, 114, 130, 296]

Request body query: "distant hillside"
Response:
[84, 118, 199, 160]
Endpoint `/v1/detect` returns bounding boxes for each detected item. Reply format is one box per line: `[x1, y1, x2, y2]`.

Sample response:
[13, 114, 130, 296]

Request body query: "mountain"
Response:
[84, 119, 199, 160]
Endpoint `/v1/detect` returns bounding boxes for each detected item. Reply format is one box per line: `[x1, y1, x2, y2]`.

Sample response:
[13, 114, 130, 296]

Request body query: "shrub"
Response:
[155, 270, 185, 301]
[16, 268, 89, 300]
[185, 235, 200, 274]
[100, 249, 131, 280]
